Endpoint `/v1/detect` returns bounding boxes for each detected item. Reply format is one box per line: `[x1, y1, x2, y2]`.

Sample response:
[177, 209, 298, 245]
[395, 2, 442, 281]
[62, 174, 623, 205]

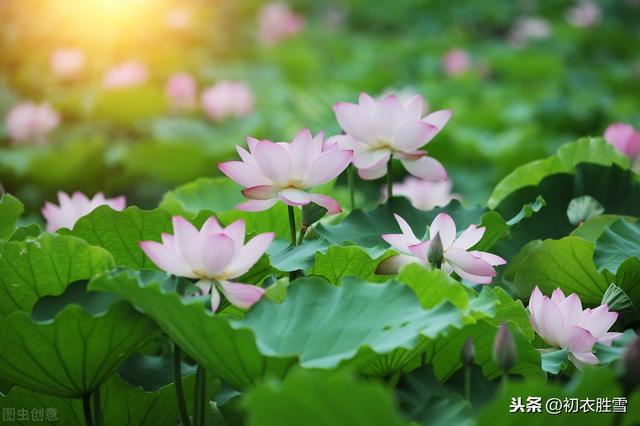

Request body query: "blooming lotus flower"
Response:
[42, 191, 126, 232]
[219, 129, 353, 214]
[330, 93, 451, 181]
[102, 61, 148, 90]
[166, 72, 197, 111]
[201, 81, 254, 121]
[51, 48, 84, 80]
[528, 287, 623, 366]
[604, 123, 640, 159]
[382, 177, 461, 211]
[442, 49, 471, 76]
[258, 2, 304, 44]
[140, 216, 273, 311]
[5, 102, 59, 145]
[378, 213, 506, 283]
[566, 1, 600, 27]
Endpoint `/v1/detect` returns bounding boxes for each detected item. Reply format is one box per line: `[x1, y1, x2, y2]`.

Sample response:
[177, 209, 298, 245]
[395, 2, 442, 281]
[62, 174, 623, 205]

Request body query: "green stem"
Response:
[386, 156, 393, 200]
[297, 225, 308, 245]
[287, 205, 297, 246]
[173, 345, 191, 426]
[82, 393, 93, 426]
[200, 367, 207, 425]
[92, 386, 102, 426]
[464, 366, 471, 402]
[193, 365, 203, 426]
[348, 164, 356, 210]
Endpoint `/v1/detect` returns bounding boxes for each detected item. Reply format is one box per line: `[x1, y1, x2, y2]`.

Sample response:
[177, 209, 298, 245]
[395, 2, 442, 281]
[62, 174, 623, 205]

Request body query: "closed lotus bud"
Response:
[427, 232, 444, 266]
[461, 336, 475, 367]
[493, 323, 517, 373]
[622, 335, 640, 390]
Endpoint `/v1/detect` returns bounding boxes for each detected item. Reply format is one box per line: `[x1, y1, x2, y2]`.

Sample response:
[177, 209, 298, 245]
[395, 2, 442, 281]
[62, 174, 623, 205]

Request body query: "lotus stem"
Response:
[193, 365, 203, 426]
[287, 205, 297, 246]
[173, 345, 191, 426]
[464, 366, 471, 402]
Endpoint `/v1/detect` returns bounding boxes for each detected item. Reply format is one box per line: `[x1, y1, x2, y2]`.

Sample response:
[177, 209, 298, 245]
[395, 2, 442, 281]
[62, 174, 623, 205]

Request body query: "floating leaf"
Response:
[244, 368, 409, 426]
[0, 233, 114, 318]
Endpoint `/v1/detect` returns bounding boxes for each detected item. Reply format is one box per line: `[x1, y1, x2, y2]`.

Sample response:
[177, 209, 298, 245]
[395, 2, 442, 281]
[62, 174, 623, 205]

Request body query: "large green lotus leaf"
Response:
[0, 193, 23, 240]
[570, 214, 634, 242]
[0, 300, 158, 397]
[267, 238, 329, 272]
[88, 269, 296, 390]
[307, 245, 392, 283]
[504, 236, 610, 305]
[396, 263, 469, 310]
[396, 365, 473, 426]
[159, 177, 245, 218]
[488, 137, 629, 208]
[243, 368, 409, 426]
[315, 198, 486, 257]
[0, 233, 114, 318]
[63, 206, 172, 269]
[0, 373, 196, 426]
[239, 276, 464, 370]
[478, 367, 640, 425]
[492, 163, 640, 259]
[594, 218, 640, 274]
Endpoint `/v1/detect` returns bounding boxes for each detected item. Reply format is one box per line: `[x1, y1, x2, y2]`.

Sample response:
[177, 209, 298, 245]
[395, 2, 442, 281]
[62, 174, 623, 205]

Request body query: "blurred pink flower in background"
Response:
[442, 49, 471, 76]
[383, 177, 461, 211]
[102, 61, 148, 90]
[51, 48, 85, 80]
[566, 1, 601, 27]
[330, 93, 451, 181]
[378, 213, 506, 283]
[166, 6, 192, 30]
[509, 17, 552, 47]
[258, 2, 305, 44]
[5, 102, 59, 145]
[219, 129, 353, 213]
[528, 287, 622, 366]
[42, 191, 126, 232]
[140, 216, 273, 311]
[166, 72, 197, 111]
[604, 123, 640, 159]
[201, 81, 254, 121]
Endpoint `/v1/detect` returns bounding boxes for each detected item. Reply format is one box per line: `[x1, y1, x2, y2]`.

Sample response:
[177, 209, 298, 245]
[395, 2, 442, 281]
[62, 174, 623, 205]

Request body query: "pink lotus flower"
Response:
[166, 72, 197, 111]
[509, 17, 552, 47]
[51, 48, 85, 80]
[5, 102, 59, 145]
[378, 213, 506, 283]
[201, 81, 254, 121]
[528, 287, 623, 366]
[140, 216, 273, 311]
[219, 129, 353, 214]
[442, 49, 471, 76]
[102, 61, 148, 90]
[330, 93, 451, 181]
[604, 123, 640, 159]
[258, 2, 305, 44]
[567, 1, 600, 27]
[382, 177, 461, 211]
[42, 191, 126, 232]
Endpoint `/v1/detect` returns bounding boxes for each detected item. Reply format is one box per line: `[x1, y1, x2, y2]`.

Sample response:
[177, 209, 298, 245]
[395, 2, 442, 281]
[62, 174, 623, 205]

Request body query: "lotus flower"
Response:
[51, 48, 84, 80]
[442, 49, 471, 76]
[378, 213, 506, 283]
[42, 191, 126, 232]
[258, 2, 304, 44]
[140, 216, 273, 311]
[604, 123, 640, 159]
[528, 287, 623, 366]
[219, 129, 353, 214]
[567, 1, 600, 27]
[330, 93, 450, 181]
[382, 177, 461, 211]
[5, 102, 59, 145]
[201, 81, 254, 121]
[509, 17, 552, 47]
[166, 72, 197, 111]
[102, 61, 148, 90]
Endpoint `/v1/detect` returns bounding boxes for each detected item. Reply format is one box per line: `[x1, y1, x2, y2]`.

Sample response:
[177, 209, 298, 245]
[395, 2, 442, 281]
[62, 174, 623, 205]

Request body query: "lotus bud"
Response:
[427, 232, 444, 267]
[493, 323, 517, 374]
[461, 336, 475, 367]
